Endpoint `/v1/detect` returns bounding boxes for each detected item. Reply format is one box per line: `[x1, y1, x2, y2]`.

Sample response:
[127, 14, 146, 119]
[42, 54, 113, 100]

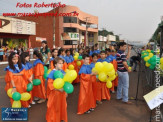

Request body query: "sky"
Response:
[1, 0, 163, 45]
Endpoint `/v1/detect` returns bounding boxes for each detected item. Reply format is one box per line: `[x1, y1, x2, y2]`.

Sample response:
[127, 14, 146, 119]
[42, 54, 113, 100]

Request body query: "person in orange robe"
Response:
[89, 53, 99, 103]
[58, 48, 68, 71]
[77, 54, 96, 114]
[20, 52, 35, 106]
[46, 57, 68, 122]
[33, 50, 46, 104]
[4, 52, 29, 107]
[50, 48, 58, 70]
[96, 51, 111, 101]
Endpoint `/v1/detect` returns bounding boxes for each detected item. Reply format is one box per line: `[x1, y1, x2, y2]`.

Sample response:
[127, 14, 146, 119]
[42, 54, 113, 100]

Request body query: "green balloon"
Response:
[44, 66, 48, 73]
[12, 92, 21, 101]
[96, 75, 99, 79]
[27, 83, 33, 92]
[151, 50, 154, 54]
[78, 56, 83, 60]
[149, 65, 155, 70]
[44, 73, 48, 79]
[151, 61, 156, 66]
[33, 79, 41, 86]
[53, 70, 63, 79]
[63, 82, 74, 94]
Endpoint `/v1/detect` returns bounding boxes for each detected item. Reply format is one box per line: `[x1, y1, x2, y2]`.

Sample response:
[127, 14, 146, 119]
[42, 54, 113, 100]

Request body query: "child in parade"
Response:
[20, 52, 35, 106]
[33, 50, 46, 103]
[58, 48, 67, 71]
[46, 57, 67, 122]
[4, 52, 30, 107]
[77, 54, 96, 114]
[65, 49, 74, 64]
[97, 51, 111, 101]
[50, 48, 58, 70]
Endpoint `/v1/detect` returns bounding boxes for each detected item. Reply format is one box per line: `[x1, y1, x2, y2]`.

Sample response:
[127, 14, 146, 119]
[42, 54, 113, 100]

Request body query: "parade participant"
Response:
[65, 49, 74, 64]
[116, 42, 132, 104]
[40, 41, 51, 68]
[106, 48, 112, 62]
[58, 48, 67, 71]
[4, 52, 30, 107]
[77, 54, 96, 114]
[89, 43, 100, 56]
[97, 50, 110, 63]
[96, 51, 111, 101]
[20, 52, 35, 106]
[46, 57, 67, 122]
[78, 48, 83, 56]
[33, 50, 46, 104]
[89, 53, 101, 104]
[50, 48, 58, 70]
[129, 55, 140, 72]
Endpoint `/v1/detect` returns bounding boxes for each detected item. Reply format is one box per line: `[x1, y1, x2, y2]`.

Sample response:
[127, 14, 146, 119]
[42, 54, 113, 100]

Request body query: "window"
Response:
[64, 40, 77, 45]
[63, 17, 77, 23]
[64, 27, 77, 32]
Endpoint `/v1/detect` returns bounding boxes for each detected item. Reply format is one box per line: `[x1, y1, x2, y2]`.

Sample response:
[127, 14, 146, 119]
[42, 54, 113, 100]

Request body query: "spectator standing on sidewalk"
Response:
[0, 46, 4, 61]
[29, 47, 34, 59]
[116, 42, 132, 104]
[40, 41, 51, 68]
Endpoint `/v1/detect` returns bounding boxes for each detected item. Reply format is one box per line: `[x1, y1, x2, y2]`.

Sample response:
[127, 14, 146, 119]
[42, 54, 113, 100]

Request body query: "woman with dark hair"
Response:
[33, 50, 46, 103]
[20, 52, 35, 106]
[40, 41, 51, 68]
[4, 52, 30, 108]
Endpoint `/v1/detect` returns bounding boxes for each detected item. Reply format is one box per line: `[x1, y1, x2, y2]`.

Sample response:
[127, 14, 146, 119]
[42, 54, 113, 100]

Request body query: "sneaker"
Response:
[28, 105, 31, 108]
[123, 101, 133, 105]
[85, 110, 91, 114]
[31, 101, 36, 105]
[96, 101, 102, 104]
[34, 97, 39, 101]
[89, 108, 94, 111]
[37, 99, 46, 104]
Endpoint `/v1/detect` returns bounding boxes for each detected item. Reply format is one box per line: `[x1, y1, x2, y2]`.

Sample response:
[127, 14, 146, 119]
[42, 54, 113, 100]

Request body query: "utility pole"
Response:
[84, 17, 90, 47]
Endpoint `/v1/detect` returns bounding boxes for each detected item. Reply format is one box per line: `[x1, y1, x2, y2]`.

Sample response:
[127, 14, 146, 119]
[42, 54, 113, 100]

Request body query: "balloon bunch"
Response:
[26, 79, 41, 92]
[53, 70, 77, 94]
[7, 88, 31, 108]
[160, 57, 163, 70]
[73, 52, 82, 66]
[92, 62, 117, 89]
[43, 66, 49, 79]
[141, 50, 160, 70]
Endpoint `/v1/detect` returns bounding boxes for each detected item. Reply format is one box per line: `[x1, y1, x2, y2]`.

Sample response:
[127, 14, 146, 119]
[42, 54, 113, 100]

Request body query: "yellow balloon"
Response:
[65, 69, 69, 72]
[63, 70, 77, 83]
[144, 56, 150, 62]
[104, 63, 114, 72]
[128, 67, 132, 70]
[160, 65, 163, 70]
[7, 88, 13, 98]
[92, 67, 97, 73]
[149, 53, 153, 58]
[160, 58, 163, 64]
[53, 78, 64, 89]
[95, 62, 104, 72]
[21, 92, 31, 101]
[47, 69, 52, 74]
[68, 64, 74, 70]
[75, 52, 79, 56]
[110, 75, 116, 81]
[12, 101, 21, 108]
[99, 72, 107, 82]
[107, 70, 115, 76]
[74, 56, 78, 60]
[147, 49, 151, 53]
[145, 62, 151, 67]
[106, 81, 112, 89]
[77, 61, 81, 66]
[102, 61, 108, 66]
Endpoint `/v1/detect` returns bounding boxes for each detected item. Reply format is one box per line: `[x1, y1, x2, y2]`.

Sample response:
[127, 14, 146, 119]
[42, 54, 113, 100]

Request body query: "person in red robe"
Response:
[4, 52, 30, 107]
[33, 50, 46, 103]
[77, 54, 96, 114]
[46, 57, 67, 122]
